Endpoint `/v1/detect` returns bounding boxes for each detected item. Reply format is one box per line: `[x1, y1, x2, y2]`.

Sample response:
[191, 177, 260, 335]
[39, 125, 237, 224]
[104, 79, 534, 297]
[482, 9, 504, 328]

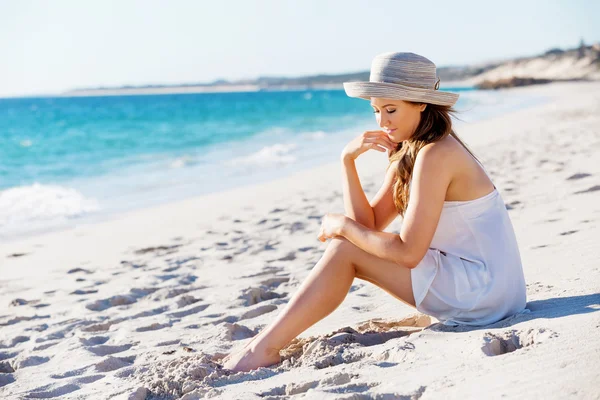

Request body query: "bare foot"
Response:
[220, 335, 258, 365]
[221, 341, 281, 372]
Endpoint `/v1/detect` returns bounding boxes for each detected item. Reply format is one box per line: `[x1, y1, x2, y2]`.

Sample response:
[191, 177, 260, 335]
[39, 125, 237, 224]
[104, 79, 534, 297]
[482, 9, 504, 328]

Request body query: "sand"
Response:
[1, 81, 599, 399]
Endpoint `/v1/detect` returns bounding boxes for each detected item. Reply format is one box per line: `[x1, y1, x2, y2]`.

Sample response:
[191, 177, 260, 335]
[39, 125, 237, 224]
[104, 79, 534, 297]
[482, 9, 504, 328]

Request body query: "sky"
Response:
[1, 0, 598, 97]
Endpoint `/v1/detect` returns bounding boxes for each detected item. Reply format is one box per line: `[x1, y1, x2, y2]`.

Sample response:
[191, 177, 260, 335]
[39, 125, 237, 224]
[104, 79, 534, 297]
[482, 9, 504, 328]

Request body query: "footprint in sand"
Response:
[261, 374, 378, 397]
[220, 323, 258, 341]
[249, 240, 280, 255]
[201, 315, 239, 327]
[167, 304, 209, 318]
[26, 383, 81, 398]
[150, 287, 195, 301]
[178, 274, 197, 285]
[10, 298, 31, 306]
[298, 246, 315, 252]
[85, 288, 158, 311]
[566, 172, 592, 180]
[6, 253, 27, 258]
[481, 327, 558, 356]
[238, 287, 285, 306]
[240, 304, 278, 320]
[85, 295, 136, 311]
[26, 323, 49, 332]
[70, 289, 99, 295]
[134, 244, 182, 256]
[505, 200, 522, 210]
[67, 267, 94, 274]
[94, 355, 136, 372]
[268, 251, 296, 263]
[267, 221, 305, 233]
[79, 336, 109, 346]
[136, 322, 171, 332]
[351, 304, 376, 313]
[0, 361, 14, 375]
[72, 374, 104, 384]
[86, 344, 133, 356]
[260, 380, 320, 396]
[156, 273, 179, 281]
[156, 339, 180, 347]
[50, 366, 87, 379]
[0, 335, 30, 348]
[175, 295, 201, 308]
[81, 321, 118, 333]
[559, 230, 578, 236]
[33, 342, 60, 351]
[260, 276, 290, 289]
[239, 265, 285, 279]
[12, 355, 51, 369]
[0, 315, 50, 327]
[129, 306, 170, 319]
[574, 185, 600, 194]
[530, 244, 549, 250]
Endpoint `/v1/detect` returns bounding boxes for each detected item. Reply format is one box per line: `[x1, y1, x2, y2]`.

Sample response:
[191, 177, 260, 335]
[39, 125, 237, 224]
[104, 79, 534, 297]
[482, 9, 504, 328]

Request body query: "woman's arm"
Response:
[341, 156, 375, 229]
[340, 131, 396, 229]
[321, 142, 452, 269]
[340, 218, 414, 266]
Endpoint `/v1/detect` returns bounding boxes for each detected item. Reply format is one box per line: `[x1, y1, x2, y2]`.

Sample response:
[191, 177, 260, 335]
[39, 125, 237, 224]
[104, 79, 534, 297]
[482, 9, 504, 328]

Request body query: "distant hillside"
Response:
[63, 42, 600, 96]
[467, 42, 600, 88]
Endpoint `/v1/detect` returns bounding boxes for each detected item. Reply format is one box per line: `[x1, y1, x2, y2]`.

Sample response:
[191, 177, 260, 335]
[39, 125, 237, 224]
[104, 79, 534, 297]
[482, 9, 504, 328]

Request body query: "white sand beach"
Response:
[1, 81, 599, 399]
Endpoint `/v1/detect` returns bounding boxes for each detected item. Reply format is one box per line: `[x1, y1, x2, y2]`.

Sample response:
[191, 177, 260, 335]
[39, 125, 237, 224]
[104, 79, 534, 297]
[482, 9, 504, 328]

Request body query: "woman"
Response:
[222, 52, 527, 372]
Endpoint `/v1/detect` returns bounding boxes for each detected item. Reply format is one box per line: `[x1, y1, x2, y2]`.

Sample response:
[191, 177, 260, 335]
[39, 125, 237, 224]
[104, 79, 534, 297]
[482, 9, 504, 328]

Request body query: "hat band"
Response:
[369, 76, 442, 91]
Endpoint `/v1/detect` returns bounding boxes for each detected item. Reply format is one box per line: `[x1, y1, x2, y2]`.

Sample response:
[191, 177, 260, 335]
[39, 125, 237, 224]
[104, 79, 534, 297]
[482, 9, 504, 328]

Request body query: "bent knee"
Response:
[326, 237, 358, 257]
[328, 237, 351, 249]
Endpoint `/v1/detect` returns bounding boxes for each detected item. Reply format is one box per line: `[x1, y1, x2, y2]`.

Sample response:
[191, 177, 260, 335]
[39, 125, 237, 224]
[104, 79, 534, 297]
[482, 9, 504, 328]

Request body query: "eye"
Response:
[372, 109, 396, 114]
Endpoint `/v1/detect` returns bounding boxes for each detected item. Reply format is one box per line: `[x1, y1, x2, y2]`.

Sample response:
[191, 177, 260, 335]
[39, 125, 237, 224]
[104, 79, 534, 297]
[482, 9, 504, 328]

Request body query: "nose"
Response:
[378, 115, 390, 128]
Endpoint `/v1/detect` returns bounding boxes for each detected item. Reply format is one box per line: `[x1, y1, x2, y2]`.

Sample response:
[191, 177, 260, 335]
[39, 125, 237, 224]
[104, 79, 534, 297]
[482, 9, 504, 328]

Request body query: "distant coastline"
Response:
[59, 83, 348, 97]
[59, 43, 599, 98]
[3, 42, 590, 98]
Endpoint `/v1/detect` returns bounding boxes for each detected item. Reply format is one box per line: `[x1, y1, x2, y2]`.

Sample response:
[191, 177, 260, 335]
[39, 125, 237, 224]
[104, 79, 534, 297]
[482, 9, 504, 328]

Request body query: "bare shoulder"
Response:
[415, 136, 457, 167]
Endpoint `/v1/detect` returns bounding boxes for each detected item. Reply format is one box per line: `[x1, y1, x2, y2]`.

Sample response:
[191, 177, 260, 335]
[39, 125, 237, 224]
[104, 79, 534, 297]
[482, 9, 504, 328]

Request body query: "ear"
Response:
[419, 103, 427, 112]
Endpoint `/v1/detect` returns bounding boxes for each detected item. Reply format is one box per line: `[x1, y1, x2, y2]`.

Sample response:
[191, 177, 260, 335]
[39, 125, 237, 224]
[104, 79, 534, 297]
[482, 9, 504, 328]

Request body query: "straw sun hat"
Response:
[343, 52, 459, 107]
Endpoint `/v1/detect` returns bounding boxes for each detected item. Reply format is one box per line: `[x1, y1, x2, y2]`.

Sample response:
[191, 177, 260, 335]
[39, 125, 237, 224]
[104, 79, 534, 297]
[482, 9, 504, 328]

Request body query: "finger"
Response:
[365, 137, 395, 150]
[373, 131, 399, 146]
[369, 143, 387, 152]
[377, 133, 398, 148]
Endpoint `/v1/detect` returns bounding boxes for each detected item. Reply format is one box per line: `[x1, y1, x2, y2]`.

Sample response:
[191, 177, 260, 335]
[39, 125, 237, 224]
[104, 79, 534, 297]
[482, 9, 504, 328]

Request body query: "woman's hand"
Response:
[341, 130, 398, 161]
[318, 213, 348, 242]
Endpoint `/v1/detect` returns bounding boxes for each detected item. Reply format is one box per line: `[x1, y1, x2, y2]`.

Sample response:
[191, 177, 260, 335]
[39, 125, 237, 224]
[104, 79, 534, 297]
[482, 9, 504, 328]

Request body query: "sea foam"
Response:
[0, 183, 99, 237]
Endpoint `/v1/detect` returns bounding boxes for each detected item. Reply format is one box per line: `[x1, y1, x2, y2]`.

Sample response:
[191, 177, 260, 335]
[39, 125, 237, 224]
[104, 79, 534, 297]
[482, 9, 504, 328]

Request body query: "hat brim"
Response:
[343, 81, 459, 107]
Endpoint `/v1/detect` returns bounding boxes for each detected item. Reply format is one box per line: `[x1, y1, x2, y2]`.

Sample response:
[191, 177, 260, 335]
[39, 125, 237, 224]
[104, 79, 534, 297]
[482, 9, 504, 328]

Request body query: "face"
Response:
[370, 98, 427, 143]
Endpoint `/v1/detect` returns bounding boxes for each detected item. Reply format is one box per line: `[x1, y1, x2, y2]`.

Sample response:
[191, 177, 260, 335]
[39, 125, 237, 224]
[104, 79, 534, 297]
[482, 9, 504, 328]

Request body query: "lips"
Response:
[384, 129, 396, 134]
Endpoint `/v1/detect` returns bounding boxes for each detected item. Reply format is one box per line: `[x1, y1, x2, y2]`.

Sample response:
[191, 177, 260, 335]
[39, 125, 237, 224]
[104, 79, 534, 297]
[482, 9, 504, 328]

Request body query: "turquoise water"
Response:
[0, 87, 546, 239]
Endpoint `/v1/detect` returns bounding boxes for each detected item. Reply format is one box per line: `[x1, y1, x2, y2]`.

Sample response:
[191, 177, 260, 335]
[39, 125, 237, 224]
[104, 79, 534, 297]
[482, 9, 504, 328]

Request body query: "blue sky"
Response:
[1, 0, 597, 97]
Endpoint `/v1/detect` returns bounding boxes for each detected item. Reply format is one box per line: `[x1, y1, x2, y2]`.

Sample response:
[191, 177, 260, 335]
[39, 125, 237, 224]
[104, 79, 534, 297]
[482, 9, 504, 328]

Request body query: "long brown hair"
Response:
[387, 101, 480, 216]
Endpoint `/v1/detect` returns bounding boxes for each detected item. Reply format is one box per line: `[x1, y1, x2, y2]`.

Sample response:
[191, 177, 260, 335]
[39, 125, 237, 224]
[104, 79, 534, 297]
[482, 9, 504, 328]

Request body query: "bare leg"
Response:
[222, 237, 415, 372]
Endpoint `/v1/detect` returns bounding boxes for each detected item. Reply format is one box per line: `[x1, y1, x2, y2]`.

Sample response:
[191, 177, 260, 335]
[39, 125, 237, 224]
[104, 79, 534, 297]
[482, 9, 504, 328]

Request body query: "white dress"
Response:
[411, 187, 527, 326]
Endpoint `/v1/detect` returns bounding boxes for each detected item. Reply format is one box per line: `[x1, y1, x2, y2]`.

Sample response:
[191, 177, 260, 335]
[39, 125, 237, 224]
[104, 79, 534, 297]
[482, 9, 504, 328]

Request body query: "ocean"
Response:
[0, 87, 547, 240]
